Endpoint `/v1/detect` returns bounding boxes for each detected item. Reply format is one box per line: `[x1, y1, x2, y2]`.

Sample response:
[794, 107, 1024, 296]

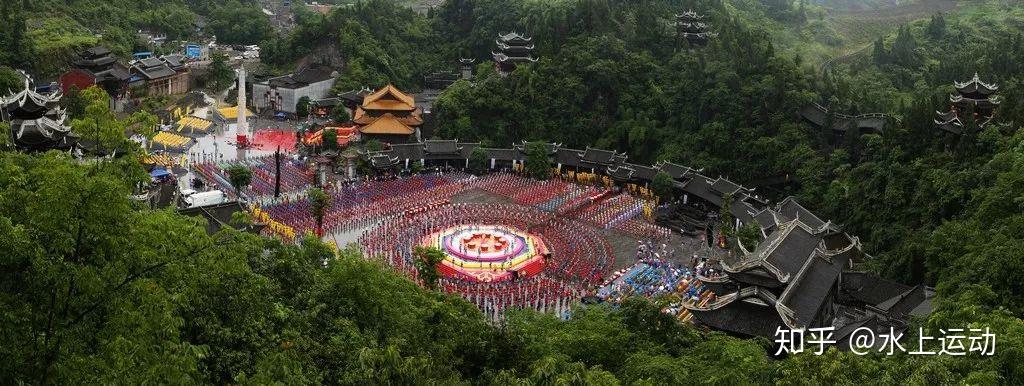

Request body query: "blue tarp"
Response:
[274, 111, 287, 118]
[150, 168, 171, 178]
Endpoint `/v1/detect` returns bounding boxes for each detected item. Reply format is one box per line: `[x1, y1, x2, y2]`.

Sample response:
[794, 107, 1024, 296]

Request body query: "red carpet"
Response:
[251, 130, 298, 152]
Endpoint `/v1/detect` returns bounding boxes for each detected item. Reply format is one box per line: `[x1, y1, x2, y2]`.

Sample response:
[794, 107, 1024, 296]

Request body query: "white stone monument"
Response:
[236, 67, 249, 146]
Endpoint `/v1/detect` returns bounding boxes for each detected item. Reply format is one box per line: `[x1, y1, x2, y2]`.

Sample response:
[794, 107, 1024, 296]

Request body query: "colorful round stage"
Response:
[422, 224, 548, 282]
[362, 202, 614, 287]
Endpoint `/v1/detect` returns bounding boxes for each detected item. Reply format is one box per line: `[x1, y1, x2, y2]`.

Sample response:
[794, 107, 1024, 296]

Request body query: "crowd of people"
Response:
[441, 277, 581, 322]
[194, 155, 317, 200]
[615, 217, 673, 240]
[183, 165, 711, 320]
[599, 259, 691, 301]
[470, 173, 671, 239]
[598, 256, 718, 321]
[259, 173, 475, 236]
[360, 202, 614, 320]
[572, 193, 642, 229]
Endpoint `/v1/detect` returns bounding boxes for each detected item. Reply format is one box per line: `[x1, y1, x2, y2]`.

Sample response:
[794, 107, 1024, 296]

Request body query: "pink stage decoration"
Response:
[422, 224, 547, 283]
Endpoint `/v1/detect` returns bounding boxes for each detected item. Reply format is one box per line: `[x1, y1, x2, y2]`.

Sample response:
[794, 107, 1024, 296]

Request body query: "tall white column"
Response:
[236, 67, 249, 145]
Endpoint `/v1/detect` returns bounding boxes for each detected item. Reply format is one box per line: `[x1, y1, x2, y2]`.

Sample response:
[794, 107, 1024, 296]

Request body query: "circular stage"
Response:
[363, 202, 614, 286]
[422, 224, 548, 282]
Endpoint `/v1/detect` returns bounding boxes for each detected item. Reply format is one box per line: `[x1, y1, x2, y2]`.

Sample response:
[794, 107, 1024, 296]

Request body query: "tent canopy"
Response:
[150, 167, 171, 178]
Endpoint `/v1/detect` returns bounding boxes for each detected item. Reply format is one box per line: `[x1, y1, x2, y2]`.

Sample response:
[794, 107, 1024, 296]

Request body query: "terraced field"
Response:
[815, 0, 960, 69]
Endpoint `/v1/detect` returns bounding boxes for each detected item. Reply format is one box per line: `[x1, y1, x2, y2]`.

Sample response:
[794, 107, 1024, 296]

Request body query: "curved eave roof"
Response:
[354, 107, 422, 126]
[674, 10, 706, 20]
[492, 52, 539, 63]
[949, 94, 1001, 108]
[496, 32, 532, 43]
[358, 114, 416, 135]
[953, 73, 998, 95]
[362, 84, 416, 110]
[495, 42, 536, 51]
[3, 85, 62, 113]
[722, 219, 821, 282]
[12, 118, 79, 149]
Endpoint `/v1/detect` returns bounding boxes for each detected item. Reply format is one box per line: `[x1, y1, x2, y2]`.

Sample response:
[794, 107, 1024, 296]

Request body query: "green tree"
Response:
[0, 66, 21, 93]
[206, 1, 273, 45]
[321, 128, 338, 152]
[364, 139, 384, 152]
[872, 36, 888, 66]
[71, 86, 154, 155]
[735, 222, 763, 250]
[719, 193, 735, 238]
[927, 13, 946, 39]
[331, 107, 351, 123]
[207, 53, 234, 92]
[62, 85, 87, 120]
[0, 122, 9, 149]
[468, 146, 489, 174]
[226, 165, 252, 200]
[296, 96, 311, 118]
[890, 25, 920, 68]
[412, 246, 444, 290]
[524, 142, 550, 181]
[0, 152, 205, 383]
[308, 188, 330, 237]
[650, 171, 675, 201]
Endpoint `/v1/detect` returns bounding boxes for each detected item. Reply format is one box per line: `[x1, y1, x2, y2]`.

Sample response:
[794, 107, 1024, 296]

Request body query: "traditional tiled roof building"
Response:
[675, 9, 717, 46]
[251, 66, 337, 114]
[354, 85, 423, 143]
[60, 46, 132, 99]
[2, 74, 79, 152]
[129, 54, 190, 97]
[493, 32, 538, 76]
[935, 73, 1001, 134]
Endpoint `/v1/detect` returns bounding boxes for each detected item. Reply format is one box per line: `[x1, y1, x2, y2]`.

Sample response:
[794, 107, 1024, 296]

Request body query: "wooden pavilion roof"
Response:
[358, 113, 416, 135]
[361, 84, 416, 111]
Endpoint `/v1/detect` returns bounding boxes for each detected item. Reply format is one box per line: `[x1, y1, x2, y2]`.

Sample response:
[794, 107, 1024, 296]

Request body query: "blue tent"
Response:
[275, 111, 287, 119]
[150, 168, 171, 178]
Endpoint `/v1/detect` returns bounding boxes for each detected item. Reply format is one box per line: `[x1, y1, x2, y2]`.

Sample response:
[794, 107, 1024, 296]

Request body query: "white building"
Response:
[250, 66, 337, 114]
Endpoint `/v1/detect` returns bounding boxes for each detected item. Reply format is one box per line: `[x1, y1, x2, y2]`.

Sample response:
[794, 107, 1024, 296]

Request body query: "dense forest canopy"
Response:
[2, 0, 1024, 383]
[0, 0, 271, 75]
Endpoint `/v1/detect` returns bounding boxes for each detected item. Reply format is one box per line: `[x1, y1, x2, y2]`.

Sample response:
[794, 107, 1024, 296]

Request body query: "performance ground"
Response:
[449, 187, 703, 272]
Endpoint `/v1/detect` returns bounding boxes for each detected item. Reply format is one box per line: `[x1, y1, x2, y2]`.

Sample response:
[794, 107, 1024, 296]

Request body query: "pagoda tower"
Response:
[459, 58, 475, 80]
[492, 32, 538, 76]
[934, 73, 1001, 134]
[675, 9, 716, 47]
[1, 72, 79, 151]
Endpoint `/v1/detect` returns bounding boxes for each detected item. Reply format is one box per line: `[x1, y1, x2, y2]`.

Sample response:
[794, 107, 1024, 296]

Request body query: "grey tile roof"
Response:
[776, 197, 829, 230]
[580, 147, 617, 164]
[388, 143, 424, 160]
[423, 139, 460, 154]
[777, 247, 853, 328]
[841, 272, 915, 307]
[690, 288, 785, 338]
[484, 148, 521, 161]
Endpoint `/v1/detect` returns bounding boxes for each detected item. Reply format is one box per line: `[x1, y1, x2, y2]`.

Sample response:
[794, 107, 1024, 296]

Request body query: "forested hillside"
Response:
[2, 0, 1024, 383]
[0, 0, 271, 76]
